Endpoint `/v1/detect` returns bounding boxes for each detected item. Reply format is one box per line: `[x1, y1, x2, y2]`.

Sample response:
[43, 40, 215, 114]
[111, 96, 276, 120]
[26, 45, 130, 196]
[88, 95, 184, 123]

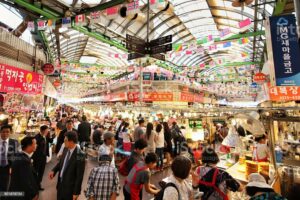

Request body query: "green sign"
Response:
[189, 119, 202, 129]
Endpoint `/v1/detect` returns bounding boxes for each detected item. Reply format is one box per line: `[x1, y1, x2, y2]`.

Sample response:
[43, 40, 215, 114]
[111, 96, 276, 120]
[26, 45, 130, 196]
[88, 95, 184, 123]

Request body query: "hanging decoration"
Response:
[127, 0, 140, 15]
[90, 11, 101, 24]
[47, 19, 56, 30]
[105, 6, 119, 19]
[173, 43, 183, 52]
[219, 28, 233, 40]
[27, 21, 35, 31]
[62, 17, 72, 28]
[150, 0, 166, 9]
[37, 20, 46, 30]
[75, 14, 87, 26]
[239, 18, 252, 32]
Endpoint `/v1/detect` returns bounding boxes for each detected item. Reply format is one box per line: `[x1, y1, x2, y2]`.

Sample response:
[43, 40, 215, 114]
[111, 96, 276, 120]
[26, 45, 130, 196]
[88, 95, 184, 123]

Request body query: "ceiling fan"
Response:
[232, 0, 254, 7]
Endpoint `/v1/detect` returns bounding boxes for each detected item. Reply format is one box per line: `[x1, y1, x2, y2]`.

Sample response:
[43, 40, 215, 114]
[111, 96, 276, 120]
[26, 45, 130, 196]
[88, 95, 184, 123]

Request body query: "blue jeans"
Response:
[156, 148, 164, 169]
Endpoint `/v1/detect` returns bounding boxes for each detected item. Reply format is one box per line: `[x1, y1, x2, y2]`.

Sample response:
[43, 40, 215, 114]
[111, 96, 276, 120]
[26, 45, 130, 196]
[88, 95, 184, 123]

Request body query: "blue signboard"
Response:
[269, 14, 300, 86]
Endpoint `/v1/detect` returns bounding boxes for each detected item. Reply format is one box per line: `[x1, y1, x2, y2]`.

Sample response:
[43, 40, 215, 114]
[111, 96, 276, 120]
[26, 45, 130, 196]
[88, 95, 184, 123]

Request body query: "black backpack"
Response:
[154, 182, 181, 200]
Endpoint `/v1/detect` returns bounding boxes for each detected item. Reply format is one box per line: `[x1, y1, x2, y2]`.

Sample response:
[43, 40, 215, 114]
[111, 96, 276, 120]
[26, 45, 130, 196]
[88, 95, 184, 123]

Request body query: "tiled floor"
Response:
[39, 157, 172, 200]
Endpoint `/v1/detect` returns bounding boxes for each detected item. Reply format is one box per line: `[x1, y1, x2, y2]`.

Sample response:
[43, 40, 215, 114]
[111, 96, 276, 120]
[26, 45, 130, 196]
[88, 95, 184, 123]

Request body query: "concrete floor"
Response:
[39, 157, 172, 200]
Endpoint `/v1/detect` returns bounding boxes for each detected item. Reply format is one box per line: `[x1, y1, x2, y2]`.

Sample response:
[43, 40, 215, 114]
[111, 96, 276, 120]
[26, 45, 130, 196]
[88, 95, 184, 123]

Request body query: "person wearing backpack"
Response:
[157, 156, 193, 200]
[171, 122, 184, 156]
[123, 153, 160, 200]
[192, 147, 243, 200]
[119, 139, 147, 176]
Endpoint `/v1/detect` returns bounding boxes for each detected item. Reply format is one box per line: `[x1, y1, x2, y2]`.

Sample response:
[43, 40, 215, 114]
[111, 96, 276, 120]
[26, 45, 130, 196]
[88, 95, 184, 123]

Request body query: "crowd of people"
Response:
[0, 112, 288, 200]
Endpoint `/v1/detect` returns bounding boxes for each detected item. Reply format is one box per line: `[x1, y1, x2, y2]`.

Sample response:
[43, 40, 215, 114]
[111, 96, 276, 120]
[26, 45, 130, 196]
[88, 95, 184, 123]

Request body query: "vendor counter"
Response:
[226, 162, 248, 183]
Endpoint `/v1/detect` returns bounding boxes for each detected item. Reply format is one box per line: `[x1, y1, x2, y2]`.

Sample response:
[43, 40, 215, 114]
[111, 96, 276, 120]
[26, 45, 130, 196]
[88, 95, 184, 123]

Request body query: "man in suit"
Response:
[0, 125, 19, 192]
[55, 119, 76, 154]
[32, 125, 53, 190]
[9, 136, 39, 200]
[49, 131, 86, 200]
[77, 115, 91, 149]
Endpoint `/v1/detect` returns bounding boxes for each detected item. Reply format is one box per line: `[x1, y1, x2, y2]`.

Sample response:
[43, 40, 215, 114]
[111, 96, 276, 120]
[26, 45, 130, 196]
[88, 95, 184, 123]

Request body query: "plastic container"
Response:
[275, 145, 283, 163]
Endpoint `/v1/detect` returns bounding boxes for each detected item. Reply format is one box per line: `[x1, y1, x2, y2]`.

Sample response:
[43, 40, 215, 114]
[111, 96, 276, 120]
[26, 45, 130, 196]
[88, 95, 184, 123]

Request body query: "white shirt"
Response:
[60, 146, 76, 178]
[156, 131, 165, 148]
[98, 143, 115, 168]
[122, 130, 131, 143]
[57, 143, 80, 158]
[254, 143, 269, 160]
[163, 175, 192, 200]
[0, 138, 9, 165]
[22, 150, 33, 158]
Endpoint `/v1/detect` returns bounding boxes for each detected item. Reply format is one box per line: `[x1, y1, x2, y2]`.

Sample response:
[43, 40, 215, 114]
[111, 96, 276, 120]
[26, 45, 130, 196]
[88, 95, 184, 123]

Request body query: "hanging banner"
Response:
[75, 14, 87, 26]
[127, 0, 140, 15]
[109, 92, 127, 101]
[266, 14, 300, 86]
[180, 93, 194, 102]
[62, 17, 72, 28]
[239, 18, 252, 32]
[27, 21, 35, 31]
[0, 64, 44, 94]
[37, 20, 46, 30]
[90, 11, 101, 24]
[127, 92, 173, 102]
[269, 86, 300, 101]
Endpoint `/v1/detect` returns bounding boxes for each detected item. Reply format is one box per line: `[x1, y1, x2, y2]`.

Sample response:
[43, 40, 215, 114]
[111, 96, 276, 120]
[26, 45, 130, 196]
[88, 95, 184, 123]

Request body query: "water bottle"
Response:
[275, 145, 283, 163]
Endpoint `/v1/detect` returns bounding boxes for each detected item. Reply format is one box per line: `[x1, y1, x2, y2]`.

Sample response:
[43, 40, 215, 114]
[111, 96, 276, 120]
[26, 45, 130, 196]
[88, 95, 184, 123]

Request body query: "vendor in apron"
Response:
[253, 135, 269, 162]
[192, 147, 243, 200]
[123, 153, 160, 200]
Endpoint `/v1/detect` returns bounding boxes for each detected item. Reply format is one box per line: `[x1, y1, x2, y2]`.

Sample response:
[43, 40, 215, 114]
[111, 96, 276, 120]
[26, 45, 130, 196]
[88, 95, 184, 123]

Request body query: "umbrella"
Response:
[233, 113, 265, 137]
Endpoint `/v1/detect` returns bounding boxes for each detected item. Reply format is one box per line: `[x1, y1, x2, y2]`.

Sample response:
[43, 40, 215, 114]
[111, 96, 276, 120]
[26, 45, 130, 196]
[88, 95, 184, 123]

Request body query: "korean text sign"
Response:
[268, 14, 300, 86]
[0, 64, 44, 94]
[269, 86, 300, 101]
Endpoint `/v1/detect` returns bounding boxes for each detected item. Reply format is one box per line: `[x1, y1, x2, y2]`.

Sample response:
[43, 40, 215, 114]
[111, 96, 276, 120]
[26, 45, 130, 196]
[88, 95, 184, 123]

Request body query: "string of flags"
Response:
[27, 0, 169, 31]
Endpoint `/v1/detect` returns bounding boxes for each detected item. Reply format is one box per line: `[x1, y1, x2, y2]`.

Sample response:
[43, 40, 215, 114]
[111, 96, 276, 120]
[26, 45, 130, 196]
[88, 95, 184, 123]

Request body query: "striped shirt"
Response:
[85, 163, 120, 200]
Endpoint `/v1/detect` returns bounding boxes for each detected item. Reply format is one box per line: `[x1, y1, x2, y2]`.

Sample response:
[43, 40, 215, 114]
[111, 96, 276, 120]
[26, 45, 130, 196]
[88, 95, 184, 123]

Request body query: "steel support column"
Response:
[293, 0, 300, 38]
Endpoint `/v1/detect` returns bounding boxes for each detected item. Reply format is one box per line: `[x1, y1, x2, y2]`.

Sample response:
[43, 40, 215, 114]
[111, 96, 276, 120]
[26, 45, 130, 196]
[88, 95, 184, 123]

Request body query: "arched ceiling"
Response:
[1, 0, 295, 100]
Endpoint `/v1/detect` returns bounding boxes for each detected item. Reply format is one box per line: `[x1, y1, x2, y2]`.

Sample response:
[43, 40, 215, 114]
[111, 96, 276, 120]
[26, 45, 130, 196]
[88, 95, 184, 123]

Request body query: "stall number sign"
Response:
[268, 14, 300, 86]
[0, 64, 44, 94]
[269, 86, 300, 101]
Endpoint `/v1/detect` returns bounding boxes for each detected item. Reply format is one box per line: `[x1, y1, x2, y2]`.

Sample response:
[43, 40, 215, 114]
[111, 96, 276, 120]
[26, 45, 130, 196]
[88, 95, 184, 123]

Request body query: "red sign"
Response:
[127, 92, 139, 101]
[127, 92, 173, 102]
[0, 64, 44, 94]
[53, 80, 61, 88]
[42, 63, 54, 75]
[180, 93, 194, 102]
[109, 92, 127, 101]
[269, 86, 300, 101]
[194, 94, 204, 103]
[253, 72, 266, 83]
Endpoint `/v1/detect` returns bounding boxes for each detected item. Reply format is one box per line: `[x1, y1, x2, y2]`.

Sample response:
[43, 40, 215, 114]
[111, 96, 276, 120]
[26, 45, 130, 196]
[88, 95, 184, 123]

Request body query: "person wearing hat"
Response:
[98, 132, 116, 167]
[192, 147, 242, 200]
[246, 173, 286, 200]
[85, 155, 120, 200]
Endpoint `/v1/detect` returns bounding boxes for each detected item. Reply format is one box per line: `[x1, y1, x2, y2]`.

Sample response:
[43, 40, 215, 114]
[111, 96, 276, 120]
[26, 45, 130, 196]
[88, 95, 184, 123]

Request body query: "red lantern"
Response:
[42, 63, 54, 75]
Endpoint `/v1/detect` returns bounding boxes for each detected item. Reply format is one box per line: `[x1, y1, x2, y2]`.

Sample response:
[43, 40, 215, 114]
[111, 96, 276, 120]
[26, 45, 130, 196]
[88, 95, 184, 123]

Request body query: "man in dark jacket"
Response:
[77, 115, 91, 149]
[55, 120, 76, 154]
[32, 125, 53, 190]
[49, 131, 86, 200]
[10, 137, 39, 200]
[0, 125, 19, 192]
